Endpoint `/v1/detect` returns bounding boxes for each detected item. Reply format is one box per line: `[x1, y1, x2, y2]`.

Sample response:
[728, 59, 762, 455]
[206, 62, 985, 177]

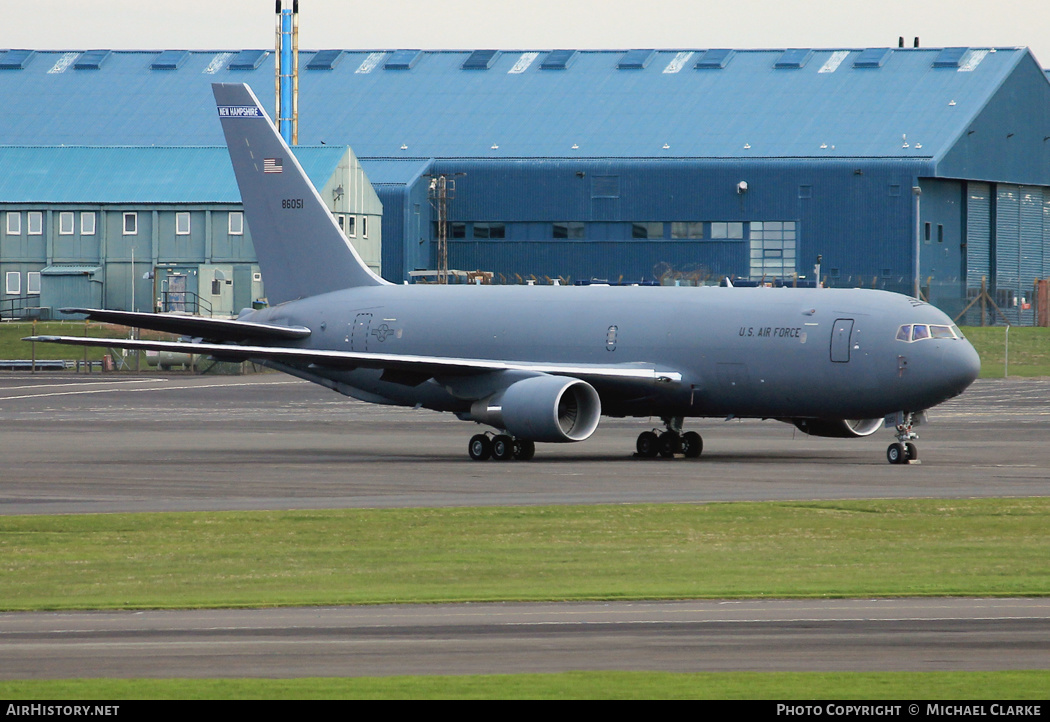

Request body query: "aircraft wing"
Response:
[23, 335, 682, 385]
[57, 307, 311, 342]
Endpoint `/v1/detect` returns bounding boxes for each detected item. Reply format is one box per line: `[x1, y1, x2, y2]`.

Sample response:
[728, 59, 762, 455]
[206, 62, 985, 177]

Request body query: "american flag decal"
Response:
[263, 157, 283, 174]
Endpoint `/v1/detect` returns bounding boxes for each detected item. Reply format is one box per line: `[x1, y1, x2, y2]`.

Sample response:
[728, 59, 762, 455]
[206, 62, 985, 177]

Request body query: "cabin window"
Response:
[176, 212, 191, 235]
[81, 212, 96, 235]
[228, 212, 243, 235]
[27, 272, 41, 295]
[6, 212, 20, 235]
[123, 212, 137, 235]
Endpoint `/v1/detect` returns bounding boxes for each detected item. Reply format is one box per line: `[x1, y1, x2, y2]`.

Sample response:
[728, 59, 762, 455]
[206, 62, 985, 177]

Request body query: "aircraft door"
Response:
[349, 312, 373, 352]
[830, 318, 854, 363]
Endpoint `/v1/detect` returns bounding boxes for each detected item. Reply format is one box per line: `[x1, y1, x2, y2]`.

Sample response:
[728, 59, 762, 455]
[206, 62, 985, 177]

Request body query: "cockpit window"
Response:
[896, 323, 960, 342]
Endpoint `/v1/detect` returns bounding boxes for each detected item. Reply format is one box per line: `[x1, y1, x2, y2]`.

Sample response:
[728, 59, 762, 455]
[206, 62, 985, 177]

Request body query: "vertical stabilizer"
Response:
[212, 82, 387, 304]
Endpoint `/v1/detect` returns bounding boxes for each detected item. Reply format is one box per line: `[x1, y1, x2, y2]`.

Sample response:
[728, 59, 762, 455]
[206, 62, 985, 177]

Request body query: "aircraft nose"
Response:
[942, 339, 981, 396]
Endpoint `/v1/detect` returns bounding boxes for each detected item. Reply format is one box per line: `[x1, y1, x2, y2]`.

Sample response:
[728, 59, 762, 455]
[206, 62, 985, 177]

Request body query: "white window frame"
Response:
[27, 211, 43, 235]
[6, 271, 20, 296]
[345, 215, 356, 238]
[6, 212, 20, 235]
[361, 216, 368, 238]
[81, 212, 96, 235]
[228, 211, 243, 235]
[59, 211, 75, 235]
[27, 271, 41, 296]
[176, 212, 191, 236]
[123, 212, 137, 235]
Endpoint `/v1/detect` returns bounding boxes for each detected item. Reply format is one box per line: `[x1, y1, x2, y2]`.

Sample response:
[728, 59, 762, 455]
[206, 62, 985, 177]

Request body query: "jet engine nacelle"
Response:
[790, 417, 884, 438]
[470, 376, 602, 443]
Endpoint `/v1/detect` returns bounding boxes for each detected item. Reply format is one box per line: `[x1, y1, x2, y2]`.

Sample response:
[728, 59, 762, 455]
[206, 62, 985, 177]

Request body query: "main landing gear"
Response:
[468, 433, 536, 461]
[886, 412, 919, 465]
[635, 417, 703, 459]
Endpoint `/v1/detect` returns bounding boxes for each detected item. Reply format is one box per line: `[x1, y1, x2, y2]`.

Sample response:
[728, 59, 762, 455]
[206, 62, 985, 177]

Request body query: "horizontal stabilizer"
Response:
[58, 308, 311, 342]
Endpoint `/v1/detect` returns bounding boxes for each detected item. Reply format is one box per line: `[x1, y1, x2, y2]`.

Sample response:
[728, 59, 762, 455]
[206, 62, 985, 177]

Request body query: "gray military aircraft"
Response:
[27, 82, 981, 464]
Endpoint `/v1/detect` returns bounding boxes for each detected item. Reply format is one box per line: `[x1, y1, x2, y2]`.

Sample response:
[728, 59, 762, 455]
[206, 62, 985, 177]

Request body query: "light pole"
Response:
[912, 185, 922, 299]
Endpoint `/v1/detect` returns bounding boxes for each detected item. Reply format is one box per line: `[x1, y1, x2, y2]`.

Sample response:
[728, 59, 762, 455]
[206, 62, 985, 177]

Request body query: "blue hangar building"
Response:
[2, 46, 1050, 320]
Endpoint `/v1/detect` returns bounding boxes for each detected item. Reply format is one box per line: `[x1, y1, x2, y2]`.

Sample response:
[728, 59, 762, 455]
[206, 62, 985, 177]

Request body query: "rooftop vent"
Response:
[541, 49, 578, 70]
[0, 49, 35, 70]
[151, 50, 189, 71]
[227, 49, 268, 70]
[462, 50, 500, 70]
[74, 50, 111, 70]
[774, 49, 814, 69]
[694, 49, 735, 69]
[307, 50, 344, 70]
[618, 49, 655, 69]
[853, 48, 891, 68]
[933, 47, 970, 68]
[384, 49, 422, 70]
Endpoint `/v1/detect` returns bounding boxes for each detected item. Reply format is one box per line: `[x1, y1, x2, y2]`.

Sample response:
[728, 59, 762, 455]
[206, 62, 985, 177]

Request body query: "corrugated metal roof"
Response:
[0, 145, 348, 203]
[0, 47, 1038, 159]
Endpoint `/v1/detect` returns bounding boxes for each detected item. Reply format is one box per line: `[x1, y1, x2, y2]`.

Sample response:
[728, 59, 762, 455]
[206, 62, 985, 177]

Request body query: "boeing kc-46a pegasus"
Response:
[27, 83, 981, 464]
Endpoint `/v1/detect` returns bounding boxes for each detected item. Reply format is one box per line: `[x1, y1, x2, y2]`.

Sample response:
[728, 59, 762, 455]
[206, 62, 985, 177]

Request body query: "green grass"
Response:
[961, 326, 1050, 377]
[2, 671, 1048, 700]
[2, 500, 1048, 610]
[0, 320, 144, 363]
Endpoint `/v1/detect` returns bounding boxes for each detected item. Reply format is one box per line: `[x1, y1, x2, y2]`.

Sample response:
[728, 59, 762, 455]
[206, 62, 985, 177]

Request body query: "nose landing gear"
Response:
[887, 412, 919, 464]
[635, 417, 703, 459]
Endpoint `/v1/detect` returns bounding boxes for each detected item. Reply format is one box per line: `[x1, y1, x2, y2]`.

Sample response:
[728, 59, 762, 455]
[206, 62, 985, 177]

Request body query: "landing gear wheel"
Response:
[681, 431, 703, 458]
[513, 439, 536, 461]
[491, 435, 515, 461]
[905, 442, 918, 462]
[636, 431, 659, 458]
[887, 442, 905, 465]
[658, 431, 680, 458]
[468, 434, 492, 461]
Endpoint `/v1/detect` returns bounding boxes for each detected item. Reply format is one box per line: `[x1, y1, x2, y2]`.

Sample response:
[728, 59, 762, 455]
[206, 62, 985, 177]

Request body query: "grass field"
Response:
[961, 326, 1050, 377]
[3, 499, 1048, 610]
[2, 671, 1047, 700]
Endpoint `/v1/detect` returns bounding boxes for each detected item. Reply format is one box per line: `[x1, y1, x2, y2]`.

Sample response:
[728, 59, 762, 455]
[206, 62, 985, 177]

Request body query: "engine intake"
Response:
[790, 417, 883, 438]
[470, 376, 601, 443]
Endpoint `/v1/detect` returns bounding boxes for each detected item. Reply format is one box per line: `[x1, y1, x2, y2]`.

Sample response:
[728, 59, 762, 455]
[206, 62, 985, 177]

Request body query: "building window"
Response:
[176, 212, 191, 235]
[27, 212, 42, 235]
[5, 271, 20, 295]
[123, 212, 138, 235]
[6, 212, 20, 235]
[938, 224, 944, 243]
[473, 222, 505, 239]
[553, 222, 585, 239]
[632, 222, 663, 239]
[59, 212, 75, 235]
[81, 212, 96, 235]
[211, 279, 222, 296]
[749, 221, 797, 280]
[711, 222, 743, 240]
[362, 217, 368, 237]
[344, 215, 356, 237]
[27, 272, 41, 295]
[671, 222, 704, 239]
[924, 222, 931, 243]
[229, 212, 243, 235]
